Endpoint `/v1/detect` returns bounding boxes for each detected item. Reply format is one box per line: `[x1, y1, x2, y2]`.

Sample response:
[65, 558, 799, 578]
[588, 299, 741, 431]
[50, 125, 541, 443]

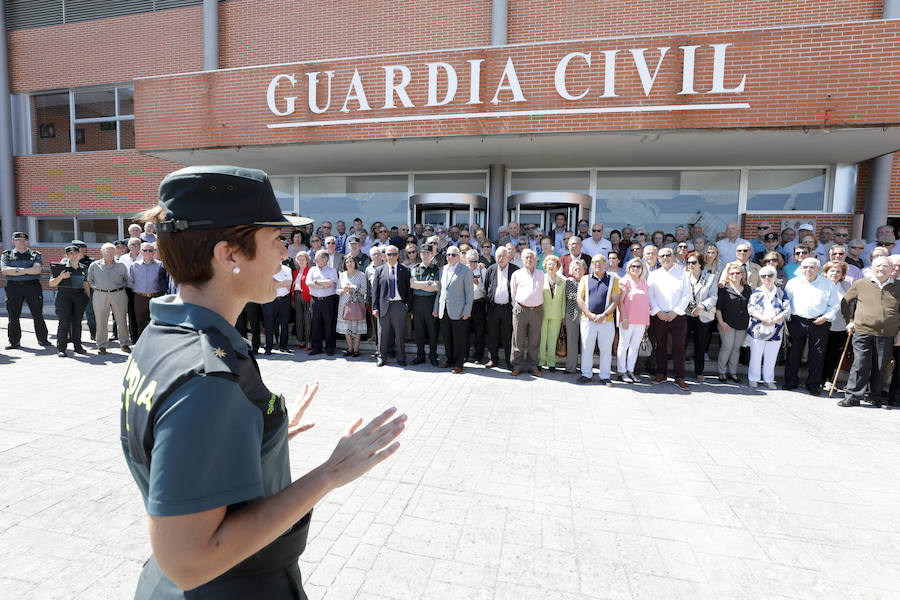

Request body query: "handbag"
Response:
[342, 300, 365, 321]
[638, 333, 652, 357]
[556, 323, 567, 357]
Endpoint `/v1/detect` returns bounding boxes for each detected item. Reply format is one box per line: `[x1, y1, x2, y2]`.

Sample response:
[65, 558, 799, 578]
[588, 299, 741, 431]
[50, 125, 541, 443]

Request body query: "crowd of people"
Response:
[5, 215, 900, 407]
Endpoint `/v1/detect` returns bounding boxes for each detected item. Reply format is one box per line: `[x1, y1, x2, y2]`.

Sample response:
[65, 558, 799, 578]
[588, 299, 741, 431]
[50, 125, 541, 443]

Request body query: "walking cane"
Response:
[828, 333, 852, 398]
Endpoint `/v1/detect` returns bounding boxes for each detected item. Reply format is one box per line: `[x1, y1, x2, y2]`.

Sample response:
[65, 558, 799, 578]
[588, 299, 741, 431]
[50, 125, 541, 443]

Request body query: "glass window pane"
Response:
[31, 93, 71, 154]
[78, 218, 119, 244]
[74, 88, 116, 119]
[747, 169, 826, 211]
[595, 170, 740, 238]
[510, 171, 590, 194]
[37, 218, 75, 244]
[300, 175, 408, 228]
[119, 119, 135, 149]
[414, 172, 486, 194]
[270, 177, 295, 213]
[117, 87, 134, 116]
[74, 121, 118, 152]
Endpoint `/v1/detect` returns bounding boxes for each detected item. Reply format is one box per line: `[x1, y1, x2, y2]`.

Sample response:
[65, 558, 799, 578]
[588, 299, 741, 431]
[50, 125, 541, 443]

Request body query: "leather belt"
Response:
[135, 291, 164, 297]
[516, 302, 541, 310]
[94, 287, 125, 293]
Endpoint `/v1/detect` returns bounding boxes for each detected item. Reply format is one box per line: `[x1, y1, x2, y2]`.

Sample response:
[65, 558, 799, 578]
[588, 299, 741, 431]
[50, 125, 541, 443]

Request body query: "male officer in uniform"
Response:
[409, 241, 441, 366]
[1, 231, 51, 349]
[71, 239, 98, 341]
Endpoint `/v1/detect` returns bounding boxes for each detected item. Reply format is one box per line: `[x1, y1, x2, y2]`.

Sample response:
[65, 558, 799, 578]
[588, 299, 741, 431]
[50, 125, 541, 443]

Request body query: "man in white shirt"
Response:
[483, 247, 519, 369]
[582, 223, 612, 259]
[648, 248, 691, 390]
[509, 249, 544, 376]
[715, 222, 750, 264]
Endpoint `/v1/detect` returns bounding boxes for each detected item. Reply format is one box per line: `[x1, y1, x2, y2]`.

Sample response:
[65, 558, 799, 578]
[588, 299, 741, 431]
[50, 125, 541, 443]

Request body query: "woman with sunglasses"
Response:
[747, 264, 792, 389]
[761, 251, 787, 289]
[615, 258, 650, 383]
[820, 261, 852, 389]
[703, 245, 723, 277]
[716, 261, 752, 382]
[308, 235, 323, 256]
[684, 253, 718, 381]
[607, 250, 626, 278]
[402, 243, 419, 268]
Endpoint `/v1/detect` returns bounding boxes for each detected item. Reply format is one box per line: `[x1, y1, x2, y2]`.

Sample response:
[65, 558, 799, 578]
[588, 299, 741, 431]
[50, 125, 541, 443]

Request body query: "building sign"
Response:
[265, 43, 748, 129]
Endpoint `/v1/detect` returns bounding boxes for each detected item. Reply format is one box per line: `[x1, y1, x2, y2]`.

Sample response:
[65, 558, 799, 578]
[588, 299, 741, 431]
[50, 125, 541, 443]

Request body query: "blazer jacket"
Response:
[372, 262, 412, 314]
[433, 262, 474, 320]
[483, 262, 519, 307]
[719, 260, 761, 289]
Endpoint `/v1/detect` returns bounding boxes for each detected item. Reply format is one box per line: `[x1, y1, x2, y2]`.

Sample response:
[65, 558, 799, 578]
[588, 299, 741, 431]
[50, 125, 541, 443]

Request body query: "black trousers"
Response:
[263, 294, 292, 351]
[55, 289, 89, 351]
[467, 299, 487, 361]
[486, 302, 513, 365]
[412, 294, 439, 361]
[378, 300, 408, 362]
[441, 314, 470, 368]
[785, 315, 829, 390]
[237, 302, 263, 353]
[822, 329, 850, 381]
[686, 316, 713, 377]
[844, 333, 892, 402]
[5, 280, 49, 345]
[652, 314, 687, 379]
[890, 345, 900, 404]
[125, 288, 139, 344]
[310, 295, 337, 353]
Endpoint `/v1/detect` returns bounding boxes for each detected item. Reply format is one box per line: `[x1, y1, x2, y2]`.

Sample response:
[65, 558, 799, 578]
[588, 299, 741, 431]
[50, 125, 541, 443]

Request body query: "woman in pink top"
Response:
[616, 258, 651, 383]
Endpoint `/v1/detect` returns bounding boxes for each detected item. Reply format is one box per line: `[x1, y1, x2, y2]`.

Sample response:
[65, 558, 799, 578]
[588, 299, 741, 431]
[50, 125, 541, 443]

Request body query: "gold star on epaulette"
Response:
[213, 347, 227, 358]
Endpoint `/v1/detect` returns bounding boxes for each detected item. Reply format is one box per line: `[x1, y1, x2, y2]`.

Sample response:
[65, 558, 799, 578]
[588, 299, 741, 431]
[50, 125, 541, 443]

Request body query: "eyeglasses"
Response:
[447, 253, 460, 257]
[794, 251, 808, 255]
[834, 233, 849, 237]
[141, 249, 154, 253]
[736, 249, 750, 253]
[406, 250, 417, 254]
[481, 244, 491, 249]
[459, 234, 470, 238]
[760, 274, 775, 278]
[877, 241, 893, 247]
[636, 233, 646, 237]
[757, 225, 770, 230]
[764, 259, 778, 263]
[310, 238, 321, 243]
[658, 253, 673, 258]
[800, 265, 817, 270]
[831, 251, 845, 256]
[686, 260, 698, 265]
[628, 265, 642, 270]
[326, 241, 336, 245]
[592, 229, 603, 233]
[850, 246, 864, 250]
[385, 252, 399, 256]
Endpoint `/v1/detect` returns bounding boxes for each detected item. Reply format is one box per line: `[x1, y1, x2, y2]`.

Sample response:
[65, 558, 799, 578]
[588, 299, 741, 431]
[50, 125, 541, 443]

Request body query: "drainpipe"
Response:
[862, 153, 894, 240]
[203, 0, 219, 70]
[492, 0, 507, 45]
[0, 1, 16, 249]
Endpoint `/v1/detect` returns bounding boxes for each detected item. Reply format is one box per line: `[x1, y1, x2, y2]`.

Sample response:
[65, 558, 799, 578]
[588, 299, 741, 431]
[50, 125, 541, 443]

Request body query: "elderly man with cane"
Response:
[836, 256, 900, 408]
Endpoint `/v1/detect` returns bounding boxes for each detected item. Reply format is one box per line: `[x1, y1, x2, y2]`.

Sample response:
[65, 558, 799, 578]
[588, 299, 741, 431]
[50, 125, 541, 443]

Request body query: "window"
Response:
[78, 218, 120, 244]
[510, 171, 590, 195]
[29, 86, 135, 154]
[300, 175, 408, 227]
[270, 177, 296, 213]
[595, 170, 740, 236]
[414, 172, 487, 194]
[36, 218, 76, 244]
[747, 168, 827, 212]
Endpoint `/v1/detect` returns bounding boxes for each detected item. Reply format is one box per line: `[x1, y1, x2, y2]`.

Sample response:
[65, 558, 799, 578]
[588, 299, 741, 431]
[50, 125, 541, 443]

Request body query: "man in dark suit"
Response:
[483, 246, 519, 369]
[372, 245, 412, 366]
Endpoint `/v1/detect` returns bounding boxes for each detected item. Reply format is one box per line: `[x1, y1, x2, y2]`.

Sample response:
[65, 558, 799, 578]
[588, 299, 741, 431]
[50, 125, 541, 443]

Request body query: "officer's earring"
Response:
[232, 266, 241, 274]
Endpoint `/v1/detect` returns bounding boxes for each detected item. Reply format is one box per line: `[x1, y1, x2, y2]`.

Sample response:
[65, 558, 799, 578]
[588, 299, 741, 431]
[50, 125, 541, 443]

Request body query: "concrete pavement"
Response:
[2, 315, 900, 599]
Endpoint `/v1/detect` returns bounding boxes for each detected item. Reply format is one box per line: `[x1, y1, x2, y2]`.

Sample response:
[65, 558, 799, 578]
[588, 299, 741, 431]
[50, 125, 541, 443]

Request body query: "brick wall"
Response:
[134, 21, 900, 151]
[892, 153, 900, 215]
[508, 0, 881, 44]
[7, 5, 203, 93]
[14, 151, 183, 216]
[218, 0, 492, 69]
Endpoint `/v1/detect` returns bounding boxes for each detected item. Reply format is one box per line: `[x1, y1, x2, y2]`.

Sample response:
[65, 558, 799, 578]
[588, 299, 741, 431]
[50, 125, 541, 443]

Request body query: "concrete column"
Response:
[0, 1, 16, 249]
[862, 153, 894, 240]
[885, 0, 900, 19]
[203, 0, 219, 71]
[488, 164, 506, 239]
[492, 0, 507, 46]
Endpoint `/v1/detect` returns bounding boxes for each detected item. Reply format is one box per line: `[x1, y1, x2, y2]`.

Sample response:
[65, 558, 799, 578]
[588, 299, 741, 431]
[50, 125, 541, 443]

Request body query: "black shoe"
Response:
[430, 358, 439, 367]
[397, 360, 407, 367]
[376, 358, 386, 367]
[782, 384, 798, 390]
[727, 374, 741, 383]
[411, 357, 426, 365]
[264, 349, 273, 355]
[38, 340, 53, 347]
[308, 350, 322, 356]
[325, 351, 335, 356]
[278, 347, 289, 353]
[73, 347, 88, 355]
[548, 366, 556, 372]
[576, 375, 592, 384]
[837, 398, 860, 407]
[807, 387, 821, 397]
[4, 343, 19, 350]
[866, 398, 883, 408]
[57, 350, 67, 358]
[439, 361, 452, 369]
[717, 374, 727, 382]
[343, 349, 354, 357]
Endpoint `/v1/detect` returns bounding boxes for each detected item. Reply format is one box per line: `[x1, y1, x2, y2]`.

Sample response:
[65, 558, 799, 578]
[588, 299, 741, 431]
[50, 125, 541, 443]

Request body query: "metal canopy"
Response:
[409, 193, 487, 210]
[507, 192, 592, 210]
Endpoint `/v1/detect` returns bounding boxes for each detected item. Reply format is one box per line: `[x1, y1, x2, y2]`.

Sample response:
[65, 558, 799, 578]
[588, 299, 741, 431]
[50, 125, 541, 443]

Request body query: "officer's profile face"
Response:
[240, 228, 289, 304]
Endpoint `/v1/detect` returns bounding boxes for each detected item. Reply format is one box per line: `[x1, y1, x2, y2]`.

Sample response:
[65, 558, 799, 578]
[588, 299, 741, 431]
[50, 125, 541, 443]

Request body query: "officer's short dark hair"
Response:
[134, 205, 259, 286]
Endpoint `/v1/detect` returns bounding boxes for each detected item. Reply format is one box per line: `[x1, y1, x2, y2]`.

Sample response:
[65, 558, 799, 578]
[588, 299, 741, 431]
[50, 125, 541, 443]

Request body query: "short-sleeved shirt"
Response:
[1, 249, 43, 282]
[57, 257, 88, 289]
[120, 297, 291, 517]
[411, 261, 440, 297]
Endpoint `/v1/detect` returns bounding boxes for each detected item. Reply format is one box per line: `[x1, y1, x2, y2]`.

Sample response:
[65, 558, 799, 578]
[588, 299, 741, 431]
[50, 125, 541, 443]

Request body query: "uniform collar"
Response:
[149, 296, 249, 356]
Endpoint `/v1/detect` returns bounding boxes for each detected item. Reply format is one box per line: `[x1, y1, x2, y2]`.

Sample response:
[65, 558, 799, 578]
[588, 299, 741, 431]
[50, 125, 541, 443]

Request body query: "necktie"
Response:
[389, 266, 396, 298]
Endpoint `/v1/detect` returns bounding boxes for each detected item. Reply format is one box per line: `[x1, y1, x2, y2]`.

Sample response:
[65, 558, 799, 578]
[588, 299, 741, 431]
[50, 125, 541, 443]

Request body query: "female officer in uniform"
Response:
[49, 245, 90, 357]
[121, 166, 406, 598]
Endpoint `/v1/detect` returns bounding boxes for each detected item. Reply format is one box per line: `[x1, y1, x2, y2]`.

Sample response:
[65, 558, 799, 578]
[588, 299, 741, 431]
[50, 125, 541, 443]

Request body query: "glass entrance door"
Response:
[420, 209, 449, 227]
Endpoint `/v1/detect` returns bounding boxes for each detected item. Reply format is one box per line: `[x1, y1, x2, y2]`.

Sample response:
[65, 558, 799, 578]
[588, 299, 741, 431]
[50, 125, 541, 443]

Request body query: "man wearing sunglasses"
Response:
[372, 245, 412, 367]
[753, 232, 784, 266]
[719, 243, 760, 289]
[582, 222, 612, 259]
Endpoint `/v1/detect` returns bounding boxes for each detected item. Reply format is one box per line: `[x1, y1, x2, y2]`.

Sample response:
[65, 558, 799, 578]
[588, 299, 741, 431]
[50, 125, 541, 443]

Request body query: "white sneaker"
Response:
[823, 381, 832, 391]
[766, 382, 777, 390]
[749, 380, 758, 388]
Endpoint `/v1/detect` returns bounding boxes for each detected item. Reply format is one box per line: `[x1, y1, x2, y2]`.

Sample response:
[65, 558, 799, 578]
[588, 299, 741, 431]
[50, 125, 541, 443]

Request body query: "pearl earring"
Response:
[232, 267, 240, 274]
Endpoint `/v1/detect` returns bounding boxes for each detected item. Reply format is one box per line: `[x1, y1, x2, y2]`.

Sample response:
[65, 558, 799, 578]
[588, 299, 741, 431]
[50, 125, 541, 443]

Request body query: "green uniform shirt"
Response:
[411, 261, 440, 297]
[1, 248, 42, 282]
[57, 257, 88, 289]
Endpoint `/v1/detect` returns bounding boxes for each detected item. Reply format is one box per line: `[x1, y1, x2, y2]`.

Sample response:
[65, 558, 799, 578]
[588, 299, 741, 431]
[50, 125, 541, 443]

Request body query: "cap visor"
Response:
[253, 215, 313, 227]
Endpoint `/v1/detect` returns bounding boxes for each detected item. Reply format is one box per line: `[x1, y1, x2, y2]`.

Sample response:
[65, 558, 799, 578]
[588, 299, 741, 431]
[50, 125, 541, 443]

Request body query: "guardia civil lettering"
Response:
[266, 43, 746, 118]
